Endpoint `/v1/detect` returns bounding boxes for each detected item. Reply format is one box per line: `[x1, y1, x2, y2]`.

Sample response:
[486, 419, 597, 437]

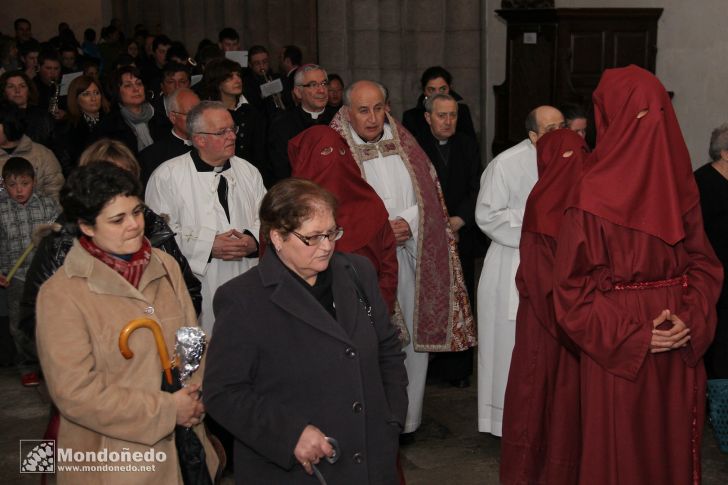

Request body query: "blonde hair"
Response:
[78, 138, 141, 180]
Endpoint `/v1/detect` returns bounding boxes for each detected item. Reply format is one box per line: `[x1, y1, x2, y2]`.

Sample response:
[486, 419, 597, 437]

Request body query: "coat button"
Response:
[144, 306, 155, 315]
[352, 401, 363, 414]
[344, 347, 357, 359]
[353, 452, 364, 464]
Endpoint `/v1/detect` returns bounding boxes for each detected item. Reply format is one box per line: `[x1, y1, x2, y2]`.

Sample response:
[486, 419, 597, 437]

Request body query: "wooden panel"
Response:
[613, 31, 650, 68]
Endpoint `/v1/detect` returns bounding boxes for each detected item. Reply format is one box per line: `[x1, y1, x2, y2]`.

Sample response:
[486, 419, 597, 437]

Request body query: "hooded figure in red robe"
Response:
[500, 129, 589, 484]
[288, 125, 399, 313]
[552, 65, 723, 484]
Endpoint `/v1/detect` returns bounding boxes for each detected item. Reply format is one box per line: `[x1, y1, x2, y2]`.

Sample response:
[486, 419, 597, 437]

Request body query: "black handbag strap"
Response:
[341, 255, 374, 325]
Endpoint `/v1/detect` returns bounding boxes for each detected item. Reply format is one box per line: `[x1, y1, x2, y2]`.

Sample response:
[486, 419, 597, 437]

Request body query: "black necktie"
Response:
[216, 173, 230, 222]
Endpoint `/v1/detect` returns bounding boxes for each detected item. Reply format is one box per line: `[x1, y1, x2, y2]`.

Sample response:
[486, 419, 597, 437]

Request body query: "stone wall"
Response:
[318, 0, 483, 140]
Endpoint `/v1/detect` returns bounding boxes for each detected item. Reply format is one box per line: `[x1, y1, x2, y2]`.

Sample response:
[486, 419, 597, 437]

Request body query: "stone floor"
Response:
[1, 367, 726, 484]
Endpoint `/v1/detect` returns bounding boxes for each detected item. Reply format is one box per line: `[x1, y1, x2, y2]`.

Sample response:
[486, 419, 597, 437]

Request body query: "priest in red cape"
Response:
[288, 124, 399, 315]
[330, 80, 476, 434]
[500, 129, 589, 484]
[552, 65, 723, 484]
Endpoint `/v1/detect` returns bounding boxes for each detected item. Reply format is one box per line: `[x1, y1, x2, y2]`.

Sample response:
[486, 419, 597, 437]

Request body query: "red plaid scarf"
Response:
[79, 236, 152, 288]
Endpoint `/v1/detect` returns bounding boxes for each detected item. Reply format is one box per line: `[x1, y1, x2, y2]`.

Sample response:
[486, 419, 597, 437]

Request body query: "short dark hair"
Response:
[109, 65, 144, 97]
[84, 28, 96, 43]
[259, 178, 338, 244]
[61, 161, 142, 230]
[1, 156, 34, 180]
[18, 39, 40, 57]
[0, 70, 39, 106]
[165, 41, 189, 63]
[59, 43, 76, 55]
[38, 49, 60, 67]
[162, 62, 190, 79]
[247, 45, 268, 58]
[282, 45, 302, 66]
[327, 73, 344, 86]
[420, 66, 452, 90]
[14, 18, 31, 30]
[152, 35, 172, 52]
[560, 103, 588, 123]
[196, 44, 224, 70]
[0, 102, 27, 140]
[218, 28, 239, 43]
[200, 58, 242, 101]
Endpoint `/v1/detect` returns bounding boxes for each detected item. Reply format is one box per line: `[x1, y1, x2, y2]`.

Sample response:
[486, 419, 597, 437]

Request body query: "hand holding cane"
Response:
[119, 317, 174, 385]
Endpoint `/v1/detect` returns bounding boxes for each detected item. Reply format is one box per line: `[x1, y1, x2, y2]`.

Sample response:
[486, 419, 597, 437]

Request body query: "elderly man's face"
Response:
[425, 98, 458, 141]
[169, 91, 200, 138]
[295, 69, 328, 112]
[195, 109, 237, 165]
[529, 106, 565, 144]
[349, 82, 387, 142]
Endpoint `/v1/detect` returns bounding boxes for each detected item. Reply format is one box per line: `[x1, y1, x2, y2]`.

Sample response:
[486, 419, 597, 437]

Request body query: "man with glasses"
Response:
[146, 100, 267, 333]
[475, 105, 564, 437]
[267, 64, 338, 186]
[138, 87, 199, 185]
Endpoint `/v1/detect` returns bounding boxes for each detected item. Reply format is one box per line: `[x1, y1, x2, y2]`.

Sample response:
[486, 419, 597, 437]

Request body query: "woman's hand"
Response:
[650, 309, 690, 353]
[293, 425, 334, 475]
[173, 383, 205, 427]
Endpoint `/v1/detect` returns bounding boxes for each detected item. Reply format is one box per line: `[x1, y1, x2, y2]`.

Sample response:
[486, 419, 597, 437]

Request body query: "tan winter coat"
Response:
[36, 241, 218, 484]
[0, 135, 64, 200]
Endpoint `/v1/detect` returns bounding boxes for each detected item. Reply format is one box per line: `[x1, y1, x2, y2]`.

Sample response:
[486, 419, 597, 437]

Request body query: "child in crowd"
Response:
[0, 157, 59, 386]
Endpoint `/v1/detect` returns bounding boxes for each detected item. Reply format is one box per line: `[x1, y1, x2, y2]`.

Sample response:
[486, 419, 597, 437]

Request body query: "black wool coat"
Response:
[203, 251, 408, 485]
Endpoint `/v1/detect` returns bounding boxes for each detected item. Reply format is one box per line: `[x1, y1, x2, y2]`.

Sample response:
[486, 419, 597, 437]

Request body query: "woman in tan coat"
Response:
[36, 162, 218, 484]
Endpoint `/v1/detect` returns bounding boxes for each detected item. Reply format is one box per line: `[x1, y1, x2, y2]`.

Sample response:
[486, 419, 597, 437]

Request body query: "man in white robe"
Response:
[476, 105, 564, 436]
[146, 101, 266, 334]
[330, 81, 476, 435]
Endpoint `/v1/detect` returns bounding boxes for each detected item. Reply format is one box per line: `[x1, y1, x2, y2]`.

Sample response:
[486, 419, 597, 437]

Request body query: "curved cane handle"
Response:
[119, 317, 174, 385]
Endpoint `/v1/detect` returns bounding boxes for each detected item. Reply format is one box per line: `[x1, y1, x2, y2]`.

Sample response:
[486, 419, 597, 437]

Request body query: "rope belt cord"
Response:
[613, 274, 688, 291]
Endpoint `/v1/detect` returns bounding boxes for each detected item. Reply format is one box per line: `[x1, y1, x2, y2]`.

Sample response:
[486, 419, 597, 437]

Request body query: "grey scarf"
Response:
[119, 102, 155, 151]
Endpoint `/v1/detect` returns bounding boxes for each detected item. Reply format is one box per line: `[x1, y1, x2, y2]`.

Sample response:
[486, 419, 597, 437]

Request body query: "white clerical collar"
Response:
[171, 128, 192, 145]
[350, 123, 393, 145]
[303, 106, 326, 120]
[234, 95, 249, 110]
[438, 139, 448, 146]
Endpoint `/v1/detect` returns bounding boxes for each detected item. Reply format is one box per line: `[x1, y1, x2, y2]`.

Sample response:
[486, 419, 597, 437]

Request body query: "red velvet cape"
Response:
[288, 125, 398, 313]
[553, 66, 724, 484]
[330, 107, 476, 352]
[501, 129, 588, 484]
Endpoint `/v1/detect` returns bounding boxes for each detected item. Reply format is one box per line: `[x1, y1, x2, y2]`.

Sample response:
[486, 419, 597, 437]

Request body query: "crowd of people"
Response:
[0, 15, 726, 485]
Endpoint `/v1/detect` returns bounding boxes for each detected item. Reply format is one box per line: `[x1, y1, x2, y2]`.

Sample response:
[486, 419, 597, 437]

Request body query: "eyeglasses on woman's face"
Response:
[290, 227, 344, 246]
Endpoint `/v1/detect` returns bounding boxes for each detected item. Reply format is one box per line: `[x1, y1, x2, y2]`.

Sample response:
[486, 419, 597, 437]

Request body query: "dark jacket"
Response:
[402, 91, 477, 144]
[20, 207, 203, 338]
[266, 105, 337, 187]
[64, 113, 106, 170]
[138, 133, 191, 186]
[419, 130, 482, 293]
[230, 102, 268, 183]
[93, 106, 168, 156]
[203, 251, 408, 485]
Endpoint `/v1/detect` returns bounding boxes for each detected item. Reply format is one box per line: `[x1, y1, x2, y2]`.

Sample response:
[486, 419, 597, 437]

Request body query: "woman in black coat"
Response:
[64, 74, 110, 166]
[94, 65, 166, 156]
[204, 179, 408, 485]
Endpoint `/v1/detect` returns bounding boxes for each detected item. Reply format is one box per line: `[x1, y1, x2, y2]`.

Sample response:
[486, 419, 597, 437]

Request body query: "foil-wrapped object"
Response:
[175, 327, 207, 386]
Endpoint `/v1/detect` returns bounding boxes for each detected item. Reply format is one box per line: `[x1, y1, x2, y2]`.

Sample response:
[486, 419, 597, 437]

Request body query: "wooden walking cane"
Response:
[119, 317, 174, 385]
